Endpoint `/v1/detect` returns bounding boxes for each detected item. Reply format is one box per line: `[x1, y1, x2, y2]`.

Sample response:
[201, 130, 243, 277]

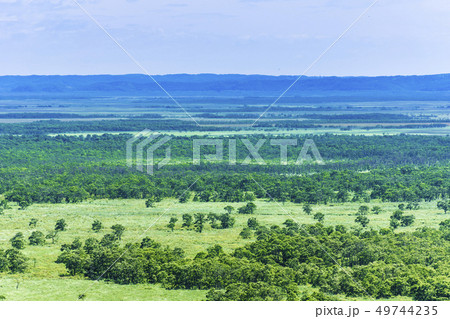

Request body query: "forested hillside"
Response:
[1, 74, 450, 100]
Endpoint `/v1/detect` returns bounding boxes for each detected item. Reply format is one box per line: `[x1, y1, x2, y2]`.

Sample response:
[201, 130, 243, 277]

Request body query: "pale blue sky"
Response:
[1, 0, 449, 76]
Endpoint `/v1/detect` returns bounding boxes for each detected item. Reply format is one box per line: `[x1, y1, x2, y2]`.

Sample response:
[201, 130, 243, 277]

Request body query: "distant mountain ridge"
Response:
[0, 74, 449, 100]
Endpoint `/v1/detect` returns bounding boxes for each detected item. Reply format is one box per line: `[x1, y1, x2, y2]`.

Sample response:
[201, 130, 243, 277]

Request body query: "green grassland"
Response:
[48, 125, 450, 137]
[0, 199, 446, 301]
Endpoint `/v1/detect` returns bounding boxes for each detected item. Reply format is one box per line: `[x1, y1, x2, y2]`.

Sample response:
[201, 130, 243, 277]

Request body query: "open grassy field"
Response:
[0, 198, 446, 301]
[48, 125, 450, 137]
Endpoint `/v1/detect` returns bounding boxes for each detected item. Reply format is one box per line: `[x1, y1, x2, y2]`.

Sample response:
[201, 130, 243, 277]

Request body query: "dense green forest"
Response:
[0, 134, 449, 206]
[55, 219, 450, 301]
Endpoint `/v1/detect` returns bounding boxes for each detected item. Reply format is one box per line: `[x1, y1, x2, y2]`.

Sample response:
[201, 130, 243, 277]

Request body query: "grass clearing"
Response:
[49, 125, 450, 137]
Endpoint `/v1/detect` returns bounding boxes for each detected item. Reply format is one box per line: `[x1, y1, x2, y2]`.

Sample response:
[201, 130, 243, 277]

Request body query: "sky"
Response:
[1, 0, 450, 76]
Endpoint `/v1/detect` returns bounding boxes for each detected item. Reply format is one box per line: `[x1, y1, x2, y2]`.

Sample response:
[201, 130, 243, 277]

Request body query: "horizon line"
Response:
[1, 72, 450, 78]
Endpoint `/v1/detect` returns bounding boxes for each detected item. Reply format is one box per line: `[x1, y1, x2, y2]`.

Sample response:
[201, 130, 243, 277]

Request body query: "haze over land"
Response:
[1, 73, 450, 101]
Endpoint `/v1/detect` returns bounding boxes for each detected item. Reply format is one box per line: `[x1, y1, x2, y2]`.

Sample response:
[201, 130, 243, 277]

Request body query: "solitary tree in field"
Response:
[167, 217, 178, 232]
[29, 218, 38, 228]
[46, 231, 59, 244]
[239, 227, 252, 239]
[391, 210, 404, 221]
[10, 233, 26, 250]
[357, 205, 370, 216]
[182, 214, 193, 228]
[406, 202, 419, 210]
[194, 213, 205, 233]
[28, 231, 45, 246]
[371, 206, 382, 215]
[207, 213, 220, 229]
[247, 217, 259, 230]
[5, 249, 28, 273]
[247, 202, 257, 214]
[92, 220, 103, 232]
[389, 209, 414, 228]
[55, 219, 67, 231]
[313, 212, 325, 223]
[224, 206, 235, 214]
[355, 215, 370, 228]
[111, 224, 125, 240]
[238, 202, 256, 214]
[400, 214, 415, 227]
[303, 203, 312, 215]
[218, 213, 235, 229]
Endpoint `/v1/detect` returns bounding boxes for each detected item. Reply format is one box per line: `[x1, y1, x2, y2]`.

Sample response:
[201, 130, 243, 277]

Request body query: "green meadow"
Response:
[0, 199, 446, 301]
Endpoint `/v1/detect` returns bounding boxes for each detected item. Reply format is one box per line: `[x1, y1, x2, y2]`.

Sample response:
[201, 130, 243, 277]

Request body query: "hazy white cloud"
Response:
[0, 0, 449, 75]
[0, 14, 17, 21]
